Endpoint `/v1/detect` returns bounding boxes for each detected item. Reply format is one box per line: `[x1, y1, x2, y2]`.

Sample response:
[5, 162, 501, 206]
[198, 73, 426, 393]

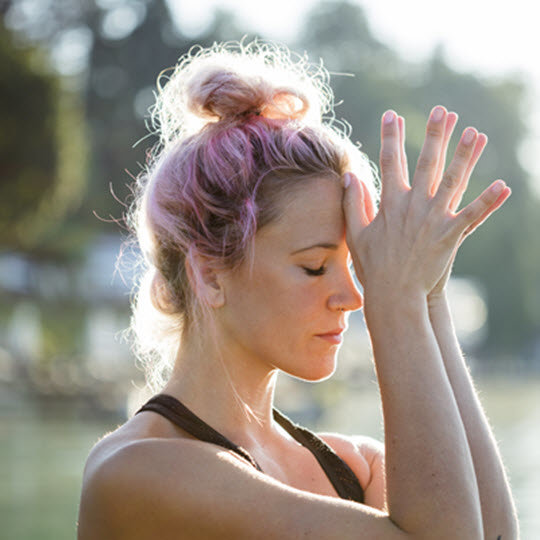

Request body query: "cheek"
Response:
[220, 269, 339, 379]
[223, 267, 322, 342]
[253, 269, 323, 323]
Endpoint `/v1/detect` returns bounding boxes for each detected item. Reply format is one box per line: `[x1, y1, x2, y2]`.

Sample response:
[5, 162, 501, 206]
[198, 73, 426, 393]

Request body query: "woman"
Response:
[78, 41, 518, 539]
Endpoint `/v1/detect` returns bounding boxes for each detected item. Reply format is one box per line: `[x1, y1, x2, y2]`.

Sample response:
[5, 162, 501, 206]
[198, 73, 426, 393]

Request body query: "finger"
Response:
[361, 180, 376, 222]
[412, 105, 448, 195]
[454, 180, 508, 235]
[449, 133, 488, 211]
[462, 185, 511, 236]
[379, 110, 406, 203]
[398, 115, 409, 186]
[342, 172, 370, 230]
[433, 127, 479, 210]
[431, 112, 458, 196]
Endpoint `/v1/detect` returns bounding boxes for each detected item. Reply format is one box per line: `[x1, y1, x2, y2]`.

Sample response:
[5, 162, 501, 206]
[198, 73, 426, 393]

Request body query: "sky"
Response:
[167, 0, 540, 193]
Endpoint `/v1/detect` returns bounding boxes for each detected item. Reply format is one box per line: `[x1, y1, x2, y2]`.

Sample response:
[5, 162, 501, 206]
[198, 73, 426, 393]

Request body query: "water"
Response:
[1, 377, 538, 539]
[0, 387, 123, 540]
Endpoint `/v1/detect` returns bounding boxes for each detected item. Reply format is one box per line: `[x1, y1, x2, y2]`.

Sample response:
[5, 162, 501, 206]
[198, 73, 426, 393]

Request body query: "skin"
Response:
[78, 106, 518, 540]
[343, 106, 518, 538]
[165, 176, 363, 447]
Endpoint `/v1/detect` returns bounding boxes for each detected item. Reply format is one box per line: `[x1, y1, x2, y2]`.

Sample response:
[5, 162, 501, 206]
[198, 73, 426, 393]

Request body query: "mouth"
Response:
[315, 328, 345, 345]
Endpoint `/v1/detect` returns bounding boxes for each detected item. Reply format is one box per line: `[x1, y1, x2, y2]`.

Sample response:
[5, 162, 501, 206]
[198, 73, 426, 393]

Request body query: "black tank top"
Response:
[137, 393, 365, 504]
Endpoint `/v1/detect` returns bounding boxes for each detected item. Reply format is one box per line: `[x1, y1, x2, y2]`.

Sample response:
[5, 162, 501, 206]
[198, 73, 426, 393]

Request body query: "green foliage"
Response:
[0, 22, 57, 247]
[3, 0, 539, 355]
[0, 18, 88, 256]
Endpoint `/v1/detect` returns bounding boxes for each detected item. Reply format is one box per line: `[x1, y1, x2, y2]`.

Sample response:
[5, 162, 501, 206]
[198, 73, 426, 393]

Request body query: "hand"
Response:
[342, 106, 511, 304]
[419, 111, 511, 301]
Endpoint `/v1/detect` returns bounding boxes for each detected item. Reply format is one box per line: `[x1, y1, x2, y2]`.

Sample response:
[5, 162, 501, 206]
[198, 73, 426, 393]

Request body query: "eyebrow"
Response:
[290, 242, 339, 255]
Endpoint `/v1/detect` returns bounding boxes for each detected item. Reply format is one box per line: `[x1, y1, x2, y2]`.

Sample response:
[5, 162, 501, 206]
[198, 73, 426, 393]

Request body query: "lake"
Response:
[1, 375, 538, 539]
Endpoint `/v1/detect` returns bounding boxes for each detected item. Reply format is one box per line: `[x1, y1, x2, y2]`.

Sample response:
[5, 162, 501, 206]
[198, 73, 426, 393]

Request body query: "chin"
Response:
[286, 351, 339, 382]
[301, 369, 335, 383]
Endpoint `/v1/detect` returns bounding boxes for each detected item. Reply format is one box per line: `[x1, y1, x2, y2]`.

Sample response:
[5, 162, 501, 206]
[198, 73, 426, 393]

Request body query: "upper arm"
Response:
[79, 438, 401, 540]
[352, 435, 386, 510]
[319, 432, 386, 511]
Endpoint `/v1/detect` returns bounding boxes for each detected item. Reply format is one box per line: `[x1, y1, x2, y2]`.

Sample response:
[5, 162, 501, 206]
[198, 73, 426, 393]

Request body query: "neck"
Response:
[162, 327, 282, 450]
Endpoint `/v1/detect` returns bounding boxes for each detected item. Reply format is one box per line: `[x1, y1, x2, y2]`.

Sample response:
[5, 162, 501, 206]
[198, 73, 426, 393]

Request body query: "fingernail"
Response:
[342, 173, 351, 189]
[491, 180, 505, 194]
[463, 128, 476, 145]
[432, 106, 445, 122]
[383, 110, 395, 124]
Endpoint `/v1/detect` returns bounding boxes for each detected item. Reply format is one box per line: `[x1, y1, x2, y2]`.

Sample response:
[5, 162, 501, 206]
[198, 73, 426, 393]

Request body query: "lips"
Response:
[323, 328, 345, 335]
[315, 328, 345, 344]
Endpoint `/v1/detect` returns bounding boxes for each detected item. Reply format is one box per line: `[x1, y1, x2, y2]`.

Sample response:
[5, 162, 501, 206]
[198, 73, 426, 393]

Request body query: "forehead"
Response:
[256, 177, 345, 249]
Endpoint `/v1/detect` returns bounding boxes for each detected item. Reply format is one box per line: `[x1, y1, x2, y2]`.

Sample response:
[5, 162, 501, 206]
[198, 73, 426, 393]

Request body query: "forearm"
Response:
[428, 293, 519, 539]
[365, 292, 483, 540]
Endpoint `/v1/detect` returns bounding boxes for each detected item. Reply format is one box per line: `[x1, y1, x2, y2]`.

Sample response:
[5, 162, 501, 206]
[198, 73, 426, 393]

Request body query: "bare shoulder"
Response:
[318, 431, 386, 510]
[317, 431, 385, 465]
[78, 435, 250, 539]
[78, 429, 402, 540]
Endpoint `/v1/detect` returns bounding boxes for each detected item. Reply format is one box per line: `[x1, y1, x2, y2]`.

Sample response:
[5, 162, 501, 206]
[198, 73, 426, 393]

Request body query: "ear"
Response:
[185, 253, 226, 309]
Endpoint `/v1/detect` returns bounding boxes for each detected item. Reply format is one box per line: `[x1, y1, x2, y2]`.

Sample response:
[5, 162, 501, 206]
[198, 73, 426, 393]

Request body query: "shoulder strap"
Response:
[137, 394, 364, 504]
[136, 394, 263, 472]
[273, 408, 365, 504]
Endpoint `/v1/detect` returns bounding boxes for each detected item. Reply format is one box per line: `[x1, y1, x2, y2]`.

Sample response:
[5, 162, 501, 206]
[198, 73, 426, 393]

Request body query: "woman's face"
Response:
[216, 176, 363, 381]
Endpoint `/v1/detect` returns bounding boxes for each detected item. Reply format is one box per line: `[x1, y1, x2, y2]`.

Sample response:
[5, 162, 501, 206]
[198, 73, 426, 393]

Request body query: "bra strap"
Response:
[273, 409, 365, 503]
[137, 394, 364, 503]
[136, 394, 263, 472]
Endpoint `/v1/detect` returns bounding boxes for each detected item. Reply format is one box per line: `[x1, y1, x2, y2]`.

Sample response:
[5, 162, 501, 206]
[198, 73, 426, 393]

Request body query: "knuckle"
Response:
[380, 148, 398, 168]
[426, 123, 443, 138]
[480, 191, 494, 206]
[454, 143, 472, 161]
[461, 204, 477, 222]
[416, 153, 437, 172]
[442, 170, 459, 190]
[383, 122, 396, 136]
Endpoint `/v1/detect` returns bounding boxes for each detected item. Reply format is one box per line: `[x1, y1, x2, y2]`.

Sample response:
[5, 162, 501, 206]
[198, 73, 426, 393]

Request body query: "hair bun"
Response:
[186, 63, 309, 122]
[153, 41, 331, 148]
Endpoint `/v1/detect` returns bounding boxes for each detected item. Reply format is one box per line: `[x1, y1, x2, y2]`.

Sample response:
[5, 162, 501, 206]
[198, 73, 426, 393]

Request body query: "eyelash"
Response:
[303, 265, 327, 276]
[302, 261, 355, 277]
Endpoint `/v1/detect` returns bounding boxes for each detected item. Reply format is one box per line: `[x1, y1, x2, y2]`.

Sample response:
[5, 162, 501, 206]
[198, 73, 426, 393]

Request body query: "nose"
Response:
[328, 267, 363, 312]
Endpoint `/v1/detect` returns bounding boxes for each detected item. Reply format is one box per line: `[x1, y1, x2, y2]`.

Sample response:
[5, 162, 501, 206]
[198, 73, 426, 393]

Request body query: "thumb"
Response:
[342, 172, 371, 231]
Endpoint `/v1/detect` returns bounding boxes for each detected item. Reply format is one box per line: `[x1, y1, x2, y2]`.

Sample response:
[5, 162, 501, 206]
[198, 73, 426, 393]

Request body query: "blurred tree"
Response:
[0, 19, 56, 243]
[83, 1, 246, 226]
[0, 16, 87, 254]
[2, 0, 245, 239]
[3, 0, 539, 356]
[297, 0, 540, 355]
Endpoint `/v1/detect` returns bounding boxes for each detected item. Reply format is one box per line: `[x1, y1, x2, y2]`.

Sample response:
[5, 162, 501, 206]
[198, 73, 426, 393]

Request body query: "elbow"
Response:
[506, 501, 521, 539]
[416, 508, 484, 540]
[493, 511, 520, 540]
[484, 489, 520, 540]
[393, 510, 483, 540]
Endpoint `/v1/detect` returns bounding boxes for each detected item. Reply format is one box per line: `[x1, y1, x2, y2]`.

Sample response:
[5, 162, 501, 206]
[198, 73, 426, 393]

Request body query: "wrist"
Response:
[364, 284, 427, 309]
[427, 290, 450, 312]
[427, 293, 456, 333]
[364, 288, 428, 325]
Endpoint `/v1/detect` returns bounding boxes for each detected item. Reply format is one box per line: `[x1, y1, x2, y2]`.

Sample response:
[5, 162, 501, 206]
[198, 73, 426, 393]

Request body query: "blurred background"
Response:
[1, 0, 539, 537]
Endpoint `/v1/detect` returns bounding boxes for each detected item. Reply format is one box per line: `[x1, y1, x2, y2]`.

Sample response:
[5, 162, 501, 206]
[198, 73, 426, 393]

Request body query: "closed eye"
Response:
[303, 265, 326, 276]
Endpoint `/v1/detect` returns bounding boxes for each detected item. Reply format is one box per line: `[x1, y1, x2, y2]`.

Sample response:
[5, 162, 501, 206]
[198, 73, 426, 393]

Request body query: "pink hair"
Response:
[127, 40, 377, 390]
